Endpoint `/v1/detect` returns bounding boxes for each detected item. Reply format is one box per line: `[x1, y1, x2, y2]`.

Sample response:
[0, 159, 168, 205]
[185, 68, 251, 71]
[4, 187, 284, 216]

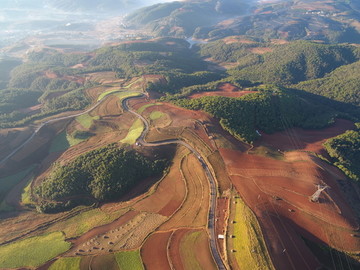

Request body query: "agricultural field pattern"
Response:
[1, 0, 360, 270]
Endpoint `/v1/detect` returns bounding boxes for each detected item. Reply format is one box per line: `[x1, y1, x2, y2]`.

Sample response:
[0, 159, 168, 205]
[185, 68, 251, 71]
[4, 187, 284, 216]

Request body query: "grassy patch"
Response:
[120, 119, 144, 145]
[228, 195, 274, 270]
[76, 114, 99, 129]
[0, 165, 35, 206]
[49, 131, 70, 153]
[48, 208, 128, 238]
[115, 250, 144, 270]
[250, 146, 284, 160]
[0, 232, 71, 269]
[21, 177, 35, 205]
[137, 103, 162, 113]
[149, 111, 165, 121]
[180, 231, 202, 269]
[49, 257, 81, 270]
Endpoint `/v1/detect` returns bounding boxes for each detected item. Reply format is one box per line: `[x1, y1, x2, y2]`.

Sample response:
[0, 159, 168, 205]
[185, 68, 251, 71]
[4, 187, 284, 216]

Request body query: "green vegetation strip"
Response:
[229, 196, 274, 270]
[21, 177, 34, 205]
[49, 257, 81, 270]
[76, 114, 99, 129]
[115, 250, 144, 270]
[137, 103, 162, 113]
[0, 232, 71, 268]
[180, 231, 202, 269]
[149, 111, 165, 121]
[50, 208, 128, 238]
[121, 119, 144, 145]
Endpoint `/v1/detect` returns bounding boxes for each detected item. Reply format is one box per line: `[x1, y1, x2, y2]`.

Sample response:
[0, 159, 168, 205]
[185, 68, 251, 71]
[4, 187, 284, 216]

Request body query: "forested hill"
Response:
[35, 144, 167, 213]
[174, 87, 340, 143]
[207, 41, 360, 85]
[294, 60, 360, 106]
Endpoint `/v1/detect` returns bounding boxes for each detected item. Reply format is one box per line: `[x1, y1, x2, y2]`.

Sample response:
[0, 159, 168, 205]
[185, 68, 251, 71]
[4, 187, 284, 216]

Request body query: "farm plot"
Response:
[133, 147, 188, 216]
[70, 212, 167, 256]
[227, 193, 274, 270]
[49, 257, 81, 270]
[220, 146, 360, 269]
[141, 231, 172, 270]
[115, 250, 144, 270]
[0, 232, 70, 269]
[159, 153, 209, 230]
[167, 229, 217, 270]
[47, 208, 129, 239]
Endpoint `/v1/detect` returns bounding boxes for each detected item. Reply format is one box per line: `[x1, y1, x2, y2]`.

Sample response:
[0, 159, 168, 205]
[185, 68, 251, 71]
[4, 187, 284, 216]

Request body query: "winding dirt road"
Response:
[122, 95, 227, 270]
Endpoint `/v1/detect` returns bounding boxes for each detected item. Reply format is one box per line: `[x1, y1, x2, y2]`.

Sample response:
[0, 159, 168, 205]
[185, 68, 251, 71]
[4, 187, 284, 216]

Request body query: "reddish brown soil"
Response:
[168, 228, 217, 270]
[133, 147, 187, 217]
[188, 83, 255, 99]
[220, 146, 360, 269]
[168, 230, 187, 270]
[189, 90, 254, 99]
[249, 47, 274, 54]
[18, 104, 42, 115]
[141, 231, 172, 270]
[222, 36, 256, 44]
[257, 119, 355, 155]
[215, 197, 229, 258]
[160, 153, 209, 230]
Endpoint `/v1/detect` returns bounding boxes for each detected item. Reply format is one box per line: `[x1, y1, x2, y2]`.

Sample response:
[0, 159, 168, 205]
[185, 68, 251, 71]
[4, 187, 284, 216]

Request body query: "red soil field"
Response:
[133, 147, 187, 216]
[257, 119, 355, 155]
[159, 153, 209, 230]
[220, 146, 360, 269]
[189, 90, 254, 99]
[215, 197, 229, 258]
[141, 231, 172, 270]
[168, 228, 217, 270]
[188, 82, 255, 99]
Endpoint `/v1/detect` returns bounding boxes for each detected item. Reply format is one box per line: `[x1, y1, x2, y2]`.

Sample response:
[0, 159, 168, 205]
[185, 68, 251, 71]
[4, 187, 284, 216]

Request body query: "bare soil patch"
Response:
[257, 119, 354, 154]
[141, 231, 172, 270]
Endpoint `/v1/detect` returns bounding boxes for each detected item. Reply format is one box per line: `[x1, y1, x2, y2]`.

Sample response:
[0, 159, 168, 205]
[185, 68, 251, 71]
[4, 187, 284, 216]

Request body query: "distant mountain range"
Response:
[125, 0, 360, 43]
[0, 0, 175, 13]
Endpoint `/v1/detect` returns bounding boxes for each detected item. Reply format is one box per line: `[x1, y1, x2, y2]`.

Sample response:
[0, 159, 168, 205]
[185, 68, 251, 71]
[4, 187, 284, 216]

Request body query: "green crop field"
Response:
[121, 119, 144, 145]
[48, 208, 128, 238]
[76, 114, 99, 129]
[180, 231, 202, 269]
[229, 196, 274, 270]
[115, 250, 144, 270]
[0, 232, 71, 268]
[149, 111, 165, 121]
[137, 103, 162, 113]
[49, 257, 81, 270]
[21, 177, 34, 205]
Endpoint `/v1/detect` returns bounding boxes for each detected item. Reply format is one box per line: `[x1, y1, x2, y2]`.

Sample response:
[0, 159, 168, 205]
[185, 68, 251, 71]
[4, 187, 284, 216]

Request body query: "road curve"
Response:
[0, 99, 104, 166]
[122, 95, 227, 270]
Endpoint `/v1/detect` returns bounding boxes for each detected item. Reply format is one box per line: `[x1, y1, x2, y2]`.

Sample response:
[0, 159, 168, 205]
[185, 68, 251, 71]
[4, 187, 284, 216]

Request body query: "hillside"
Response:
[124, 0, 250, 37]
[125, 0, 360, 43]
[231, 41, 359, 85]
[294, 60, 360, 105]
[174, 86, 339, 143]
